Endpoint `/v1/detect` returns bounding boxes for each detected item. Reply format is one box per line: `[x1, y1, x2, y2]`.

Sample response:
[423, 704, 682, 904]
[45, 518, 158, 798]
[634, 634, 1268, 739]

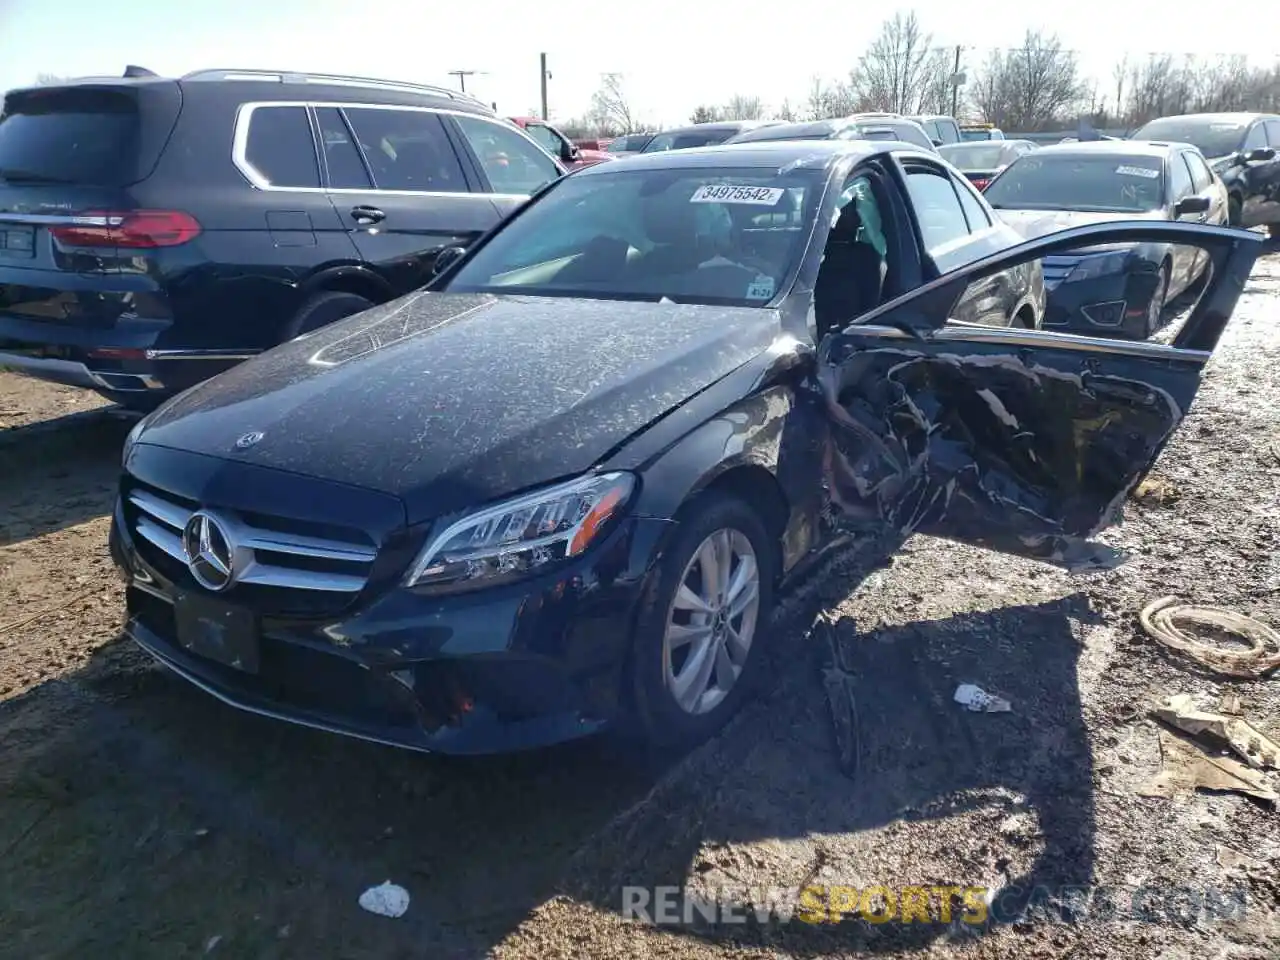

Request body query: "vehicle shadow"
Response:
[0, 634, 669, 958]
[562, 592, 1103, 954]
[0, 412, 131, 546]
[0, 533, 898, 959]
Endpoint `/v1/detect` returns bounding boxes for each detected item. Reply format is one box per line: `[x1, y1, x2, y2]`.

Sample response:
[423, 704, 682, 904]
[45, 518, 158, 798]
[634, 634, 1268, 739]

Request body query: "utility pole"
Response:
[950, 45, 963, 118]
[448, 69, 478, 93]
[539, 53, 549, 121]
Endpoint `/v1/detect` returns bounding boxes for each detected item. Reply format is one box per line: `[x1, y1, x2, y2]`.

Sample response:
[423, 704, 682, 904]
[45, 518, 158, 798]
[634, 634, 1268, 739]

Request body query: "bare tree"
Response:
[849, 12, 935, 113]
[968, 49, 1010, 126]
[722, 94, 765, 120]
[979, 31, 1083, 131]
[689, 104, 722, 124]
[916, 47, 957, 115]
[587, 73, 638, 135]
[1111, 55, 1128, 122]
[776, 98, 797, 121]
[805, 75, 855, 120]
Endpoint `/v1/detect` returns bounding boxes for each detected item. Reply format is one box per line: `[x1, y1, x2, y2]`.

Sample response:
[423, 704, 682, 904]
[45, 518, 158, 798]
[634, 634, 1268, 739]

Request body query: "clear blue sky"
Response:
[2, 0, 1277, 126]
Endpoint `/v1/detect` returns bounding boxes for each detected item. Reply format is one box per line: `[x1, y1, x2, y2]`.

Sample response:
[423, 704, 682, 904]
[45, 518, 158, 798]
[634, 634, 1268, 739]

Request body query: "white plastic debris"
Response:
[953, 684, 1012, 713]
[359, 880, 410, 918]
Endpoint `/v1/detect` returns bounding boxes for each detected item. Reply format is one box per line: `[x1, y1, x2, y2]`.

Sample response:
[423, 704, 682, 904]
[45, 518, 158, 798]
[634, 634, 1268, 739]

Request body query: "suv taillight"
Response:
[50, 210, 201, 248]
[971, 178, 992, 191]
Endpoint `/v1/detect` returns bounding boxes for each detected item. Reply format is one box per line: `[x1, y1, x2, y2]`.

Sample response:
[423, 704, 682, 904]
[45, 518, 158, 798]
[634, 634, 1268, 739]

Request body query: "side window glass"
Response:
[454, 116, 561, 195]
[1265, 121, 1280, 147]
[1184, 153, 1211, 191]
[243, 105, 319, 188]
[952, 173, 991, 231]
[524, 123, 562, 156]
[904, 169, 971, 251]
[1168, 155, 1193, 199]
[1242, 124, 1267, 150]
[341, 108, 467, 193]
[314, 107, 372, 190]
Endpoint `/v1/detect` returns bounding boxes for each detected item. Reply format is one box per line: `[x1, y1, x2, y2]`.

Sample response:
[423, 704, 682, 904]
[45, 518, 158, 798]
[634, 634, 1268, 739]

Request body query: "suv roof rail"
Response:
[179, 68, 488, 106]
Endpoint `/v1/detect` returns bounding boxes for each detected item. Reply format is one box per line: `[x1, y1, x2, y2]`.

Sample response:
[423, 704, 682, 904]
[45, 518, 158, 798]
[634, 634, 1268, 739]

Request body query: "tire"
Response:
[628, 491, 777, 750]
[282, 291, 375, 342]
[1228, 195, 1242, 227]
[1144, 264, 1169, 338]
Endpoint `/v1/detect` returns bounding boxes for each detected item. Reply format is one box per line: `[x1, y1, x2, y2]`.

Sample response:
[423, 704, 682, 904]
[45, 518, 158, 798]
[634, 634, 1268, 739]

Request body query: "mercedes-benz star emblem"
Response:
[234, 431, 264, 450]
[182, 511, 237, 592]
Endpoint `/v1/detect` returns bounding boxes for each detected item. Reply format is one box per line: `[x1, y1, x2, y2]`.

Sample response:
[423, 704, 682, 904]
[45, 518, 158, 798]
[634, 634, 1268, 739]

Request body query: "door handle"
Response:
[350, 205, 385, 226]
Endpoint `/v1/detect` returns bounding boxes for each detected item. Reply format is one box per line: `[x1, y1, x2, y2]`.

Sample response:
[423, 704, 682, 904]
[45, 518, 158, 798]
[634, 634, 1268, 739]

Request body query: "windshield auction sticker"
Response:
[690, 184, 785, 205]
[1116, 165, 1160, 178]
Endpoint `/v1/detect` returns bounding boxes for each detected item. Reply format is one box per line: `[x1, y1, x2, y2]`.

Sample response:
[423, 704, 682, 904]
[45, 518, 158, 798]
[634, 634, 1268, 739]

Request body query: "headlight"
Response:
[404, 471, 636, 590]
[1065, 251, 1130, 283]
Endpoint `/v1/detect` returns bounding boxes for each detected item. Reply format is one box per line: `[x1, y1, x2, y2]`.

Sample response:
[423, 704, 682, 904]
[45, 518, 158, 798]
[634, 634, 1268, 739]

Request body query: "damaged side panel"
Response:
[818, 328, 1210, 569]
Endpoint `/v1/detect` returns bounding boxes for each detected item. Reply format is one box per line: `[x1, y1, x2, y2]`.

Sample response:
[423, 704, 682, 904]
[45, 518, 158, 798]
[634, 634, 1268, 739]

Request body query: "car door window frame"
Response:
[445, 114, 564, 198]
[1264, 120, 1280, 146]
[1183, 151, 1213, 192]
[1167, 152, 1194, 203]
[1242, 123, 1267, 151]
[899, 160, 974, 261]
[232, 100, 524, 198]
[951, 171, 994, 232]
[524, 121, 567, 159]
[311, 105, 374, 191]
[233, 102, 323, 190]
[337, 105, 473, 195]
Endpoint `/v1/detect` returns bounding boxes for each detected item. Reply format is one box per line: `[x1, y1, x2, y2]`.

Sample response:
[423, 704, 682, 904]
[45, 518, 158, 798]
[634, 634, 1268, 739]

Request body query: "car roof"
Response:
[1138, 112, 1278, 124]
[1027, 140, 1182, 159]
[7, 68, 495, 114]
[653, 119, 782, 136]
[573, 138, 930, 175]
[729, 119, 849, 141]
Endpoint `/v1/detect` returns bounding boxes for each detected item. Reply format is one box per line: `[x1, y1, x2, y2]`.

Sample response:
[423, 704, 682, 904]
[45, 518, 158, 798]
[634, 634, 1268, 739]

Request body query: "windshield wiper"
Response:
[0, 169, 75, 184]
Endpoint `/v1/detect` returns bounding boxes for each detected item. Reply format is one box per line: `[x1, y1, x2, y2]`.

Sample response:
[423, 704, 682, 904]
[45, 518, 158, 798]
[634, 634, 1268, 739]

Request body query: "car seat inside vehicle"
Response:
[814, 198, 887, 335]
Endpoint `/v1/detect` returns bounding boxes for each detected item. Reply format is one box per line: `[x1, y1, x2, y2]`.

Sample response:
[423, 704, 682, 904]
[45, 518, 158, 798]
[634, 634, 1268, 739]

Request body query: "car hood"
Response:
[995, 207, 1167, 240]
[138, 291, 779, 521]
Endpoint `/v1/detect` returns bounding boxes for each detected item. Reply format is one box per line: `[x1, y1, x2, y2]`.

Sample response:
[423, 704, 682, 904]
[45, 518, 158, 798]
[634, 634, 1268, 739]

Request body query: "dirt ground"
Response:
[2, 252, 1278, 960]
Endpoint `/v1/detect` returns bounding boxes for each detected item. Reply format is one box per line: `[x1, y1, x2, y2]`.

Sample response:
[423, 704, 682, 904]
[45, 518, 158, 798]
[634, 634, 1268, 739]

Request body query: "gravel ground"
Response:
[1, 249, 1277, 960]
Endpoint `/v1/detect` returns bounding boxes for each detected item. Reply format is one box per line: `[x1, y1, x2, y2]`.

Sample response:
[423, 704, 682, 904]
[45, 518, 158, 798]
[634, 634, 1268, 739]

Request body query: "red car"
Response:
[509, 117, 613, 171]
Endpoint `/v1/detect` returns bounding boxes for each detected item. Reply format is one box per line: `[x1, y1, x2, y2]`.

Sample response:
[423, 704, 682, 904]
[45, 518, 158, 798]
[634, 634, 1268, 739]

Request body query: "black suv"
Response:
[0, 67, 565, 409]
[1130, 112, 1280, 235]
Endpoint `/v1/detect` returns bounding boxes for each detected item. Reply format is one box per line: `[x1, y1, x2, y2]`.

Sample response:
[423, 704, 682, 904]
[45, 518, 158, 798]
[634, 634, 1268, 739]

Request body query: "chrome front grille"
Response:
[127, 487, 376, 594]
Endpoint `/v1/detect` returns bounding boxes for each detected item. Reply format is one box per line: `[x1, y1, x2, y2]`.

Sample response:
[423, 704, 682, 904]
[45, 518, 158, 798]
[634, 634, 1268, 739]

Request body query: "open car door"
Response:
[817, 221, 1263, 569]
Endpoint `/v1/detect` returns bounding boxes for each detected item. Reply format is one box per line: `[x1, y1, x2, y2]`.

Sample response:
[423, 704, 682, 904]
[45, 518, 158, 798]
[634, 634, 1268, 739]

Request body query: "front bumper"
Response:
[1041, 266, 1162, 339]
[109, 494, 672, 755]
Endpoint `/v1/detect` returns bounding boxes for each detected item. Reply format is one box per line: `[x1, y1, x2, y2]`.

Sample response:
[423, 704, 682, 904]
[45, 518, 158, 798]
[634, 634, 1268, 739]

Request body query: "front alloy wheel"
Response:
[628, 491, 776, 749]
[663, 528, 761, 715]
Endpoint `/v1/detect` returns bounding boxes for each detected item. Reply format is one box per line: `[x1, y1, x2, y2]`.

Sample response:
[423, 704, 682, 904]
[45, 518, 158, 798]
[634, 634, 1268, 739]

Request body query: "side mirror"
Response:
[930, 137, 944, 147]
[560, 141, 579, 163]
[431, 245, 466, 278]
[1242, 146, 1276, 164]
[1174, 195, 1211, 217]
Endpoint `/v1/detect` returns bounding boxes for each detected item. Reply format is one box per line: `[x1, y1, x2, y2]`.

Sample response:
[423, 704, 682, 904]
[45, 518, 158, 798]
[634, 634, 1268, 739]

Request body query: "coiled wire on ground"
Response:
[1140, 595, 1280, 679]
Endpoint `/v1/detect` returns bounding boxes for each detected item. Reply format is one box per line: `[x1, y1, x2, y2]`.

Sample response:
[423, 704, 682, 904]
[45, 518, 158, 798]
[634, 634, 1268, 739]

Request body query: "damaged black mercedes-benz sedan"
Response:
[109, 140, 1263, 754]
